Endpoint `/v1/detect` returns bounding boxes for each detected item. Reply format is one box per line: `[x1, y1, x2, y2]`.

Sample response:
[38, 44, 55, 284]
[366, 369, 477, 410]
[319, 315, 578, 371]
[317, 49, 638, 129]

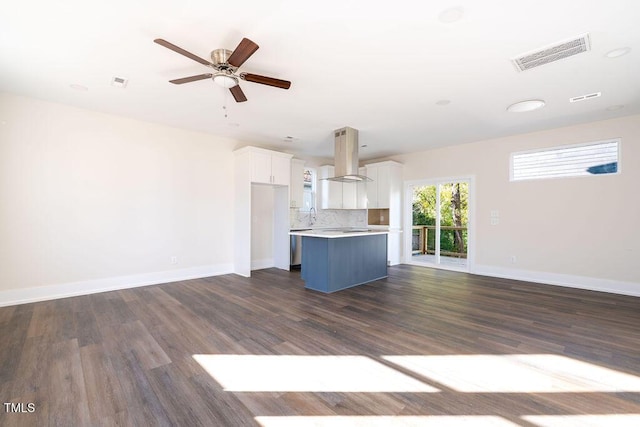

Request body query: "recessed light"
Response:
[435, 99, 451, 106]
[111, 76, 128, 88]
[507, 99, 546, 113]
[606, 105, 625, 111]
[605, 47, 631, 58]
[438, 6, 464, 23]
[69, 84, 88, 92]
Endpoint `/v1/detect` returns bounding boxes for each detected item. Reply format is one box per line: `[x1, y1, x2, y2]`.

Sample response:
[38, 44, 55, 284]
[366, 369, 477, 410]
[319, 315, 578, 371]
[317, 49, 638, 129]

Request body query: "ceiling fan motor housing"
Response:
[211, 49, 233, 67]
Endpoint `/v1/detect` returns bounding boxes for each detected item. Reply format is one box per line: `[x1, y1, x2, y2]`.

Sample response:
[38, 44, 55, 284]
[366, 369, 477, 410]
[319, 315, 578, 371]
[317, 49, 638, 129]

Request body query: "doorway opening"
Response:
[405, 178, 472, 272]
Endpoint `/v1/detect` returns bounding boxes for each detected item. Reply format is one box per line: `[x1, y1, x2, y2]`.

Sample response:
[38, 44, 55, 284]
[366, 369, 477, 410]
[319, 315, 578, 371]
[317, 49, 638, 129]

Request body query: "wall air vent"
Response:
[512, 33, 591, 72]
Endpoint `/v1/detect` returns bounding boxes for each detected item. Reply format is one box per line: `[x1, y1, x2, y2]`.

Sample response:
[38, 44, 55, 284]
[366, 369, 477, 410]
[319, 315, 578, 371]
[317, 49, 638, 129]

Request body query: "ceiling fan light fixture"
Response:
[213, 74, 238, 88]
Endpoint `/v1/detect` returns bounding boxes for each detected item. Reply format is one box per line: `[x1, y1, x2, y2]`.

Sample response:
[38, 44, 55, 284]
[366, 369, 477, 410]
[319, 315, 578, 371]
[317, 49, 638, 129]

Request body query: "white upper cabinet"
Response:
[376, 164, 392, 208]
[319, 165, 367, 209]
[366, 161, 402, 209]
[290, 159, 305, 208]
[239, 146, 292, 186]
[270, 154, 291, 186]
[319, 165, 342, 209]
[342, 179, 357, 209]
[357, 167, 368, 209]
[366, 166, 379, 208]
[251, 150, 272, 184]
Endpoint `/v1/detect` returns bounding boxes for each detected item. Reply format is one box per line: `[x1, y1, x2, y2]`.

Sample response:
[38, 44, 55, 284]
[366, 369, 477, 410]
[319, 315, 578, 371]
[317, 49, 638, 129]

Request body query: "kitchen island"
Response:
[289, 229, 389, 293]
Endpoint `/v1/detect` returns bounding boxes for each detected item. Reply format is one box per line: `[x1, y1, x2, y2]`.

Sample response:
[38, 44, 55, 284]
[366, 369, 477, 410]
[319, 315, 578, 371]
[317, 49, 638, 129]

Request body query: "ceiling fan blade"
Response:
[154, 38, 212, 66]
[227, 38, 259, 68]
[230, 85, 248, 102]
[242, 73, 291, 89]
[169, 74, 213, 84]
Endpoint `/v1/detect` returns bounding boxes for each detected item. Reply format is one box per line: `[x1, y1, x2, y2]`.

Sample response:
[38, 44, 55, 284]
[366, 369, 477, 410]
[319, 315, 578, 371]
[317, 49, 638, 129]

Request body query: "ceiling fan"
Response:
[154, 37, 291, 103]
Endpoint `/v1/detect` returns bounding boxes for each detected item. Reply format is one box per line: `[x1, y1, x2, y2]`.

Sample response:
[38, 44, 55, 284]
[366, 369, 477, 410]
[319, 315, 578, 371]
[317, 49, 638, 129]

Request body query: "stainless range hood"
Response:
[326, 127, 371, 182]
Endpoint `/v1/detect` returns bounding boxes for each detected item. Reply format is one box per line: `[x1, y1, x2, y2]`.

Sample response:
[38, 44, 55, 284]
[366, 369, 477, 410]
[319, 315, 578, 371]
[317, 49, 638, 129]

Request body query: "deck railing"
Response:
[412, 225, 468, 258]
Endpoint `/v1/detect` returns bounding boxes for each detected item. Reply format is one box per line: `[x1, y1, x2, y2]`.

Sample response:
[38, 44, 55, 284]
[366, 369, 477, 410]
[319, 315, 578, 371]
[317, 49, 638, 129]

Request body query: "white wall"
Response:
[391, 114, 640, 296]
[0, 93, 238, 305]
[3, 92, 638, 303]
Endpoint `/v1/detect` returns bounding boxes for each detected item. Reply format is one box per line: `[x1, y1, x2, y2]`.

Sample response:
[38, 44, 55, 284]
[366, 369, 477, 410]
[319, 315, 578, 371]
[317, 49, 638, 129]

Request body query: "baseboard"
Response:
[473, 264, 640, 297]
[0, 263, 234, 307]
[5, 262, 635, 307]
[251, 258, 275, 271]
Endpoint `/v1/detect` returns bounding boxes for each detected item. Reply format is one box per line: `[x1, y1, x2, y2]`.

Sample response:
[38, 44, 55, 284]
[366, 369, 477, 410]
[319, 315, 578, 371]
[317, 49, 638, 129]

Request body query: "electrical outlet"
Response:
[171, 256, 178, 265]
[510, 255, 517, 263]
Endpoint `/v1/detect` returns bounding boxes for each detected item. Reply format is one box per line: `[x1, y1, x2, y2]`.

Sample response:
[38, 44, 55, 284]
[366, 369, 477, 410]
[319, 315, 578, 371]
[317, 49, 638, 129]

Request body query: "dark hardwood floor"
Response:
[1, 265, 639, 426]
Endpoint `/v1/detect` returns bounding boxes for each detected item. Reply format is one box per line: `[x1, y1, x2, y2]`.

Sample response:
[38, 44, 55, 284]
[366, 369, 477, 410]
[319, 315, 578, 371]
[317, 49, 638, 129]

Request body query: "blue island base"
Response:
[301, 233, 388, 293]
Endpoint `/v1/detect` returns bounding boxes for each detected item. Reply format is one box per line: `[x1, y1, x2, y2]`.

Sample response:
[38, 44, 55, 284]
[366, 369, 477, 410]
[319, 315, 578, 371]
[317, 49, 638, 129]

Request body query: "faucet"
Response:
[307, 207, 317, 227]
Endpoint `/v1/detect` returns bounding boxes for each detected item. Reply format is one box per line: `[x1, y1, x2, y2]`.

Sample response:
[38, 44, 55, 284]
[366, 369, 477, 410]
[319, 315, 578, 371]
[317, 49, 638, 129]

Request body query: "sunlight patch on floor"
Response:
[523, 414, 640, 426]
[383, 354, 640, 393]
[193, 354, 439, 392]
[255, 415, 519, 427]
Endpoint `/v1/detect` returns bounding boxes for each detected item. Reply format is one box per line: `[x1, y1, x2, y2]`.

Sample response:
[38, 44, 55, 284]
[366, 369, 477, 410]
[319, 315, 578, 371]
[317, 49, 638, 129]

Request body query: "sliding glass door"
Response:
[407, 178, 471, 271]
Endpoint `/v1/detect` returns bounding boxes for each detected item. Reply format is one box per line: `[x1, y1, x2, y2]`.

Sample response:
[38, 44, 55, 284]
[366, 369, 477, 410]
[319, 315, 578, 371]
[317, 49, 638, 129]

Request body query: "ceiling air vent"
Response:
[111, 76, 128, 88]
[512, 33, 591, 72]
[570, 92, 601, 103]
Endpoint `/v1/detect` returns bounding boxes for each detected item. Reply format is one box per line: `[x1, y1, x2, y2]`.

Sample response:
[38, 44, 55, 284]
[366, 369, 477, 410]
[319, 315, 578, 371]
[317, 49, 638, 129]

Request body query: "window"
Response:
[510, 139, 620, 181]
[302, 168, 316, 211]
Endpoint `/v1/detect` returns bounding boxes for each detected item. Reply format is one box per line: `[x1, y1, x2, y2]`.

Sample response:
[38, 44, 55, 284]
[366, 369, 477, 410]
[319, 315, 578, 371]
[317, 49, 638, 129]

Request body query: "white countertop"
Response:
[289, 228, 389, 238]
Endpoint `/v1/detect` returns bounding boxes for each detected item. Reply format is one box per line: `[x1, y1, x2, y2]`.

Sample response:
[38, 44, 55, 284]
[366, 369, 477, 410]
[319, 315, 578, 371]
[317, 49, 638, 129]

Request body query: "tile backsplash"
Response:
[290, 208, 367, 229]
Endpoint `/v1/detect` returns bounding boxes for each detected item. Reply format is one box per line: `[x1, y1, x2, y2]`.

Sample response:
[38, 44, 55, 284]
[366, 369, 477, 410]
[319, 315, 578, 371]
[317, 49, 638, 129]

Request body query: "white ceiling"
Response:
[1, 0, 639, 161]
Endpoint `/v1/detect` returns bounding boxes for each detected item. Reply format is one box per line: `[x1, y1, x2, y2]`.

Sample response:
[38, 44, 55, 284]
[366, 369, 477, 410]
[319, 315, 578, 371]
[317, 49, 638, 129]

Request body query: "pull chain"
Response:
[223, 89, 228, 118]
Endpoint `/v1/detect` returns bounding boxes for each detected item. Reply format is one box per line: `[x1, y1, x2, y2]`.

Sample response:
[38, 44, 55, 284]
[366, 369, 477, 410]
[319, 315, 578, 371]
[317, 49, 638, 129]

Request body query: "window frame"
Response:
[301, 167, 317, 212]
[509, 138, 621, 182]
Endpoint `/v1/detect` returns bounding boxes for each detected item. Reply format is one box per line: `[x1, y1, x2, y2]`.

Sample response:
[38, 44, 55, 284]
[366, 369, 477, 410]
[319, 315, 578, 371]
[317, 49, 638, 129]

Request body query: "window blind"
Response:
[511, 139, 619, 181]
